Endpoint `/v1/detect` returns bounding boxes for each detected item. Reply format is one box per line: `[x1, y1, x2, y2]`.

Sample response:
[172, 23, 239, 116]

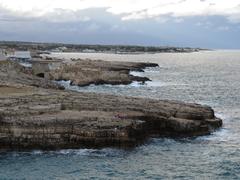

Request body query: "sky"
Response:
[0, 0, 240, 48]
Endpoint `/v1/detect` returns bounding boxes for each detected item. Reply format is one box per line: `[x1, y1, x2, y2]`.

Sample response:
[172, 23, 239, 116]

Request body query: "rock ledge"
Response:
[0, 61, 222, 150]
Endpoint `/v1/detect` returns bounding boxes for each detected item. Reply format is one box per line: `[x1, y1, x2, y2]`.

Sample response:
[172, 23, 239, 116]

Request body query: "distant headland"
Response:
[0, 40, 207, 54]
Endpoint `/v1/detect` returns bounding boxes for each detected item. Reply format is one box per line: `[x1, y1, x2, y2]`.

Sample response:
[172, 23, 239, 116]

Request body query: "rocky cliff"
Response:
[0, 60, 222, 150]
[48, 59, 158, 86]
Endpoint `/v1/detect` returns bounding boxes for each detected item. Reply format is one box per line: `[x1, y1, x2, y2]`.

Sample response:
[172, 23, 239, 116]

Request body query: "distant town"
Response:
[0, 41, 203, 62]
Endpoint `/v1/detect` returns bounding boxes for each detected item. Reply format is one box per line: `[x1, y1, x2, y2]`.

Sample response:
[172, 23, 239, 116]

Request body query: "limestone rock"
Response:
[0, 60, 222, 150]
[48, 59, 158, 86]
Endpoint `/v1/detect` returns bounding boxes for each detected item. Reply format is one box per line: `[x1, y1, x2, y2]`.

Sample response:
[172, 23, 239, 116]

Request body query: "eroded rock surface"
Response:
[0, 60, 222, 150]
[48, 59, 158, 86]
[0, 61, 63, 90]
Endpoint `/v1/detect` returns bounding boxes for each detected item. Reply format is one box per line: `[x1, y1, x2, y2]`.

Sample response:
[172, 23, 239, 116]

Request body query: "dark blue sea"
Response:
[1, 50, 240, 179]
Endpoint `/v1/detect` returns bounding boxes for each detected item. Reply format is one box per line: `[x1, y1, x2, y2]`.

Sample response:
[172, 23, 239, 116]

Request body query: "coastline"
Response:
[0, 59, 222, 150]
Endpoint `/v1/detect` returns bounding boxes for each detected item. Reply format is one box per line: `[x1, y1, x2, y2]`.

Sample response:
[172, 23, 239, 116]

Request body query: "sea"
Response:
[0, 50, 240, 179]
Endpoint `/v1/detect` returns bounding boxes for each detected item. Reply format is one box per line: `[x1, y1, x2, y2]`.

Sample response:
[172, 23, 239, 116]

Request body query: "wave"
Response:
[55, 148, 124, 157]
[2, 148, 126, 158]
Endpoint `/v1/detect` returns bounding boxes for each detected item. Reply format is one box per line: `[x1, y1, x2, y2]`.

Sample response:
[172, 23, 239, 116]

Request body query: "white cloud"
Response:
[42, 9, 91, 23]
[0, 0, 240, 22]
[227, 14, 240, 23]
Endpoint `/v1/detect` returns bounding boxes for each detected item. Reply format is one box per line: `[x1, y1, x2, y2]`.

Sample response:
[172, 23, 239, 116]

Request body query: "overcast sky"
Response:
[0, 0, 240, 48]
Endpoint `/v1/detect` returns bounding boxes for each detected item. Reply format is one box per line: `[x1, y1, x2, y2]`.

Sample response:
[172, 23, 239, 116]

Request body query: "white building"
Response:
[0, 49, 7, 61]
[82, 49, 96, 53]
[7, 51, 32, 62]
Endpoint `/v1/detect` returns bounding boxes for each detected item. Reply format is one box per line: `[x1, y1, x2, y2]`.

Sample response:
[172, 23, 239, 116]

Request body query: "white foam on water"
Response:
[57, 80, 82, 92]
[57, 149, 94, 155]
[57, 80, 71, 88]
[130, 81, 144, 87]
[145, 81, 166, 87]
[201, 128, 229, 142]
[5, 148, 121, 157]
[195, 111, 233, 142]
[19, 62, 32, 67]
[130, 71, 145, 77]
[215, 112, 228, 120]
[55, 148, 123, 157]
[56, 78, 186, 91]
[32, 150, 43, 155]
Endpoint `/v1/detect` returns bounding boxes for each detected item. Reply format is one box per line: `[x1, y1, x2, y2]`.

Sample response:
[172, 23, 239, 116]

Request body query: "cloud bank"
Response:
[0, 0, 240, 22]
[0, 0, 240, 48]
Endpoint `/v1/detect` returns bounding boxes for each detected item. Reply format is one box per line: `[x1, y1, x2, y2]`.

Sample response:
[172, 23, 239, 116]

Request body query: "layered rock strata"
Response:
[0, 61, 222, 150]
[47, 59, 158, 86]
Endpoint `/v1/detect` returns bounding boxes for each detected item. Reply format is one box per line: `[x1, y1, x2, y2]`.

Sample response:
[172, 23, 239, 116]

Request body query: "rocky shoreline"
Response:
[0, 60, 222, 150]
[48, 59, 158, 86]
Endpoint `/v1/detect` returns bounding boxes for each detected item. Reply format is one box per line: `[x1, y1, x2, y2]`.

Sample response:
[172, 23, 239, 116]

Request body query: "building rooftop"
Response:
[8, 51, 31, 59]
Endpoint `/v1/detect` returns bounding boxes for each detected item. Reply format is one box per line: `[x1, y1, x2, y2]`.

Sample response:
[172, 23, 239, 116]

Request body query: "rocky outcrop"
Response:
[48, 59, 158, 86]
[0, 60, 222, 150]
[0, 86, 222, 150]
[0, 61, 63, 89]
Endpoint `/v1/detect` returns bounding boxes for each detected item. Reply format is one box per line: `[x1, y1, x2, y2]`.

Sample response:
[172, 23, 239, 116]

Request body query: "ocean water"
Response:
[1, 50, 240, 179]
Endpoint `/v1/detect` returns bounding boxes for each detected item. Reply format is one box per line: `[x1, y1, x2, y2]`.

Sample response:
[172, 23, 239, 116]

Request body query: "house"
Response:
[82, 49, 96, 53]
[7, 51, 32, 62]
[0, 54, 7, 61]
[51, 46, 68, 52]
[0, 49, 7, 61]
[32, 59, 63, 78]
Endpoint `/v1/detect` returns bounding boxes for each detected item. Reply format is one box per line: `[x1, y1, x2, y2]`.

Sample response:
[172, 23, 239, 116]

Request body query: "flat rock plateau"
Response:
[0, 60, 222, 150]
